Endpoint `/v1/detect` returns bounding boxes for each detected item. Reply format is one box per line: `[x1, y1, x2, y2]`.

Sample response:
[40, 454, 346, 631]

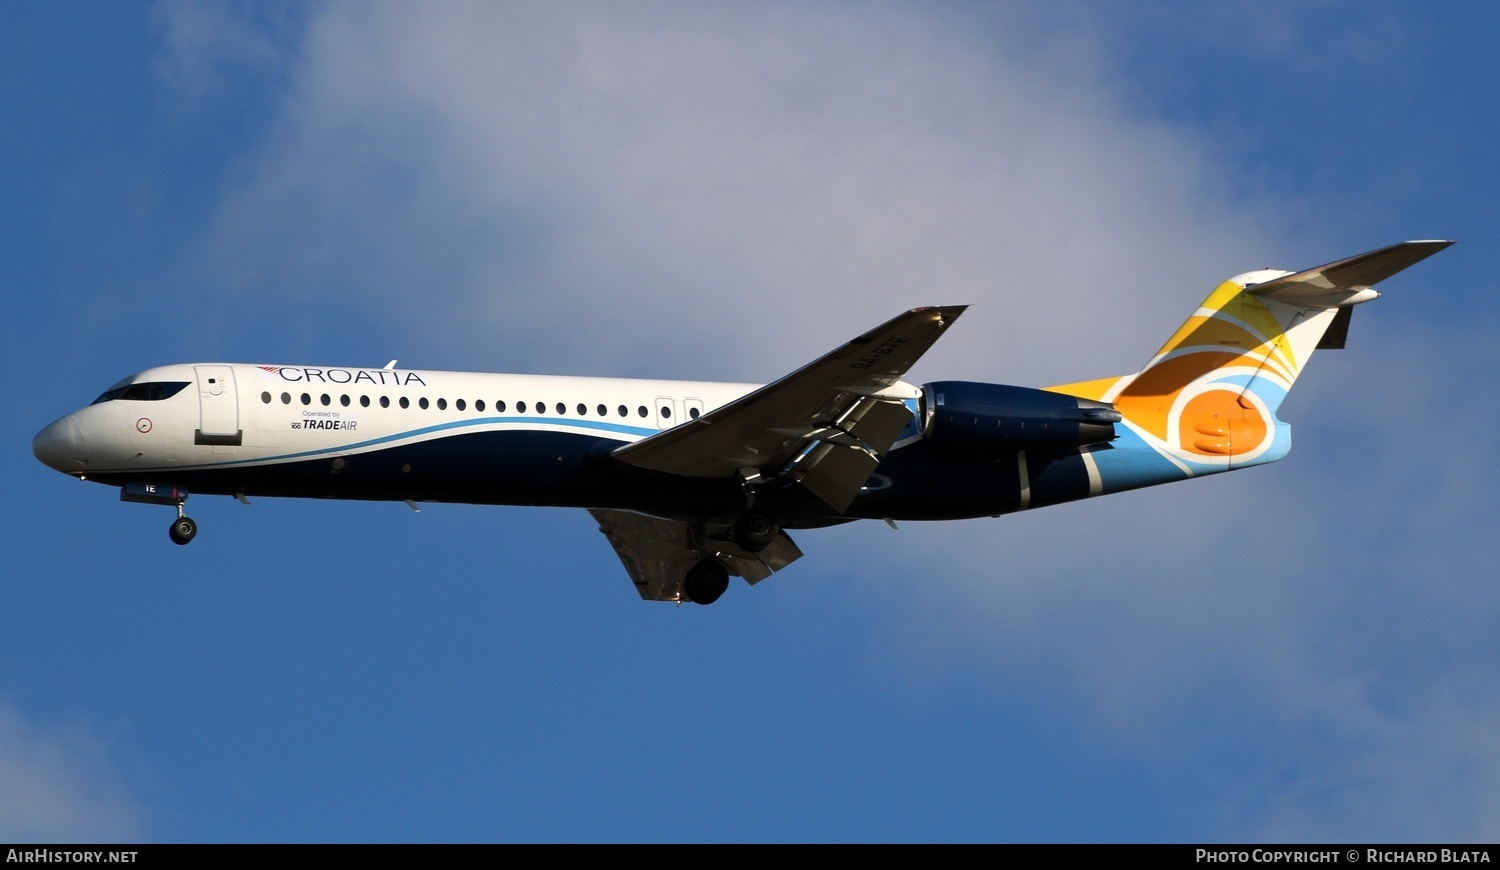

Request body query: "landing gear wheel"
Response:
[732, 510, 780, 553]
[169, 516, 198, 545]
[683, 558, 730, 605]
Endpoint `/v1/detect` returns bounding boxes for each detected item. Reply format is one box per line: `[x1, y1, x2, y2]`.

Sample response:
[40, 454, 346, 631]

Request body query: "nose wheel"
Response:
[169, 508, 198, 545]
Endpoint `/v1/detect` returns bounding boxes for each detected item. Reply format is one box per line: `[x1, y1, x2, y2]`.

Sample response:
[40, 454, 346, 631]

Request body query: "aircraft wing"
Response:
[610, 305, 966, 511]
[589, 508, 803, 602]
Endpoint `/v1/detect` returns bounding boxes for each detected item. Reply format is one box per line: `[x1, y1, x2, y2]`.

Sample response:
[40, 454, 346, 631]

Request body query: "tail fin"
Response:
[1053, 240, 1452, 475]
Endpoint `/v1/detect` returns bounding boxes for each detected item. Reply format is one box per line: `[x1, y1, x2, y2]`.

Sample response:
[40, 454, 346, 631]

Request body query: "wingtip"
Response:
[914, 304, 969, 319]
[929, 304, 968, 326]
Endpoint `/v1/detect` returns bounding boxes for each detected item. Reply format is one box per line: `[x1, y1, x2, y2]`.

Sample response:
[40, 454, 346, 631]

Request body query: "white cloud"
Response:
[0, 703, 143, 843]
[152, 0, 303, 98]
[177, 1, 1273, 380]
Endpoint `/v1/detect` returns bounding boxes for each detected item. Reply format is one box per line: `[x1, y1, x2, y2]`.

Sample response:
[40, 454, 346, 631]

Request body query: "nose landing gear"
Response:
[169, 512, 198, 545]
[120, 483, 198, 546]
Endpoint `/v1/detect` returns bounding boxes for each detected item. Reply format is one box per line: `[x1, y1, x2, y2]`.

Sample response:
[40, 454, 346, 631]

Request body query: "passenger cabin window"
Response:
[456, 399, 466, 411]
[476, 399, 485, 412]
[419, 398, 429, 410]
[437, 398, 447, 410]
[90, 381, 191, 404]
[379, 396, 389, 408]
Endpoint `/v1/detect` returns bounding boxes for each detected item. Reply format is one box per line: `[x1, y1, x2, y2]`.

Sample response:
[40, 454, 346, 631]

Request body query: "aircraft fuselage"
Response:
[35, 362, 1088, 527]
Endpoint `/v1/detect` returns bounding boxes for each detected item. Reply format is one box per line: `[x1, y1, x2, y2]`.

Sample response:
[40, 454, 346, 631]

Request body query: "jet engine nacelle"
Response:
[920, 380, 1121, 450]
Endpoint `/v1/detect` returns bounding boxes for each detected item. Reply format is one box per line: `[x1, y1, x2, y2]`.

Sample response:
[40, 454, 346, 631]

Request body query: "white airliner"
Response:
[34, 241, 1451, 604]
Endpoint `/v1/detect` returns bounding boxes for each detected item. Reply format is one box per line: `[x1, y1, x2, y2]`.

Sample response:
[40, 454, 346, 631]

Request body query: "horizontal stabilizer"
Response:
[1249, 240, 1454, 307]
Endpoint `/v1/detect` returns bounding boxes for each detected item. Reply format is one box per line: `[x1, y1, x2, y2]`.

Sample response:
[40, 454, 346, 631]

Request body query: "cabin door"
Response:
[194, 365, 241, 445]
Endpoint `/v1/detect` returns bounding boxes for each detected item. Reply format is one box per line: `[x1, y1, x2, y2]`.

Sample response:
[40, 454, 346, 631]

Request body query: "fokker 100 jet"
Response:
[34, 241, 1451, 604]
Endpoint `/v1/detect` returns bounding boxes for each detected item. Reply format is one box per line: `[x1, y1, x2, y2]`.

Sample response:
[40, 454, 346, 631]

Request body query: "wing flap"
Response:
[774, 398, 913, 511]
[836, 396, 918, 456]
[589, 508, 803, 602]
[589, 508, 697, 601]
[721, 533, 803, 585]
[788, 442, 880, 513]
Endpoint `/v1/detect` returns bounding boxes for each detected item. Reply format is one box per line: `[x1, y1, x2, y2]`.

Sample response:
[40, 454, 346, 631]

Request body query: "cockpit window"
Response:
[91, 380, 191, 404]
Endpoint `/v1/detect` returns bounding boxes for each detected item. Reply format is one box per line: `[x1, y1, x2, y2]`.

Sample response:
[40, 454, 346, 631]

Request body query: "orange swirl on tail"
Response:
[1179, 389, 1267, 457]
[1112, 351, 1243, 441]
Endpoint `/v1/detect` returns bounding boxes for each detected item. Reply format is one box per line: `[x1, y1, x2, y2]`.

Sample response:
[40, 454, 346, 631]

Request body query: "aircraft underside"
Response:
[80, 429, 1100, 524]
[77, 428, 1110, 604]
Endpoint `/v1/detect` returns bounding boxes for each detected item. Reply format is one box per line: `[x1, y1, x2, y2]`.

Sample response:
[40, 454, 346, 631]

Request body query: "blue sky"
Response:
[4, 1, 1498, 843]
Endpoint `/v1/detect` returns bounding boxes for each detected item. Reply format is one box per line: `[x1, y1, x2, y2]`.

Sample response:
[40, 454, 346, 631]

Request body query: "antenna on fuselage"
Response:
[383, 360, 397, 370]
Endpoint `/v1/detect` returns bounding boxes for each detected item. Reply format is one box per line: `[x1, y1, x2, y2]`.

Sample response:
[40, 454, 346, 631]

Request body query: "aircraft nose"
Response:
[33, 415, 89, 473]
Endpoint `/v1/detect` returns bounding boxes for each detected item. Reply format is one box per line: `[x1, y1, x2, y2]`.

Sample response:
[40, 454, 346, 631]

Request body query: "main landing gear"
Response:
[683, 557, 730, 605]
[731, 509, 779, 553]
[681, 510, 782, 605]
